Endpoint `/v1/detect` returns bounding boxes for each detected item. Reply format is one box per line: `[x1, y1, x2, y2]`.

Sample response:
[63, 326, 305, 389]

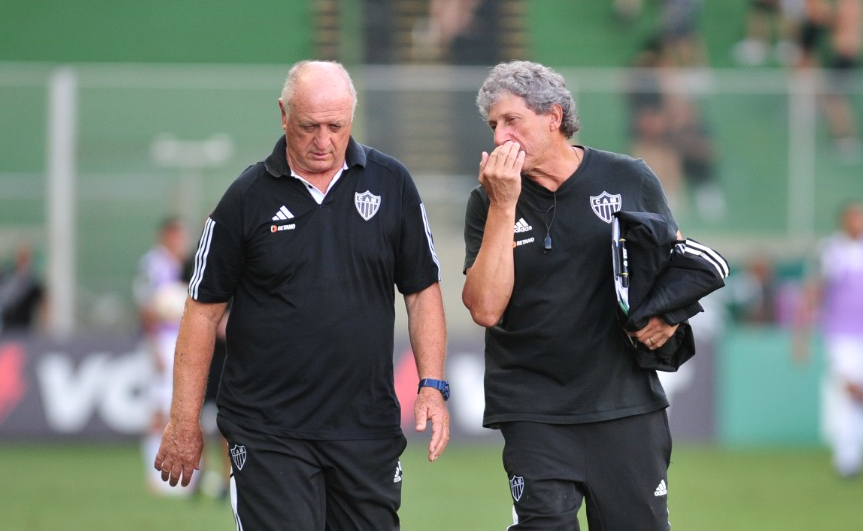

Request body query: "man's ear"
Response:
[550, 104, 563, 131]
[278, 99, 288, 132]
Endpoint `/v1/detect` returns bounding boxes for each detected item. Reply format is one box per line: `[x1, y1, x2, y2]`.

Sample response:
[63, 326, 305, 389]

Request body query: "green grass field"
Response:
[3, 441, 863, 530]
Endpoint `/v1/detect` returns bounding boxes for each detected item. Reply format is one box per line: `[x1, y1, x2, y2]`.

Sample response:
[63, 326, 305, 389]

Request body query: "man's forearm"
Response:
[169, 299, 227, 424]
[405, 283, 447, 379]
[463, 205, 516, 327]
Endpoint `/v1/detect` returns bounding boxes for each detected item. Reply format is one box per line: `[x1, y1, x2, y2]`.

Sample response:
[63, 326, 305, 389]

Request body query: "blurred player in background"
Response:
[463, 60, 683, 530]
[0, 240, 45, 336]
[133, 216, 191, 495]
[154, 60, 449, 530]
[795, 201, 863, 477]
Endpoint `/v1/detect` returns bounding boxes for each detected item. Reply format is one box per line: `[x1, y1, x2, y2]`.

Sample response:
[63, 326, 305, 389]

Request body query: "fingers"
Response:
[156, 455, 200, 487]
[479, 141, 524, 207]
[158, 463, 198, 487]
[633, 317, 679, 350]
[180, 463, 199, 487]
[637, 330, 667, 350]
[481, 141, 523, 178]
[427, 409, 450, 462]
[152, 424, 203, 488]
[414, 393, 451, 462]
[478, 151, 489, 175]
[487, 141, 523, 171]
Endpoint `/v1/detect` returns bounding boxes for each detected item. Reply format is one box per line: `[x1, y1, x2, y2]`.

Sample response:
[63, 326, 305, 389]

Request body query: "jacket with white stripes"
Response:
[614, 210, 728, 371]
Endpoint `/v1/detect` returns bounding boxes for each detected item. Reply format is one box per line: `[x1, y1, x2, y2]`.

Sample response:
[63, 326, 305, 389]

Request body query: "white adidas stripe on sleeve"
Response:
[189, 217, 216, 299]
[684, 239, 729, 278]
[420, 203, 442, 282]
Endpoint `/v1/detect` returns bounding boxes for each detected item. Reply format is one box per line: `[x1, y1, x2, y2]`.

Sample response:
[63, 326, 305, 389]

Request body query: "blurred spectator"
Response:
[132, 217, 193, 495]
[0, 241, 45, 335]
[733, 0, 806, 66]
[614, 0, 709, 66]
[670, 103, 725, 222]
[412, 0, 504, 65]
[614, 0, 644, 24]
[626, 37, 725, 220]
[425, 0, 483, 62]
[794, 0, 862, 160]
[726, 254, 780, 324]
[627, 37, 686, 212]
[821, 0, 862, 160]
[795, 0, 832, 69]
[658, 0, 709, 67]
[794, 201, 863, 477]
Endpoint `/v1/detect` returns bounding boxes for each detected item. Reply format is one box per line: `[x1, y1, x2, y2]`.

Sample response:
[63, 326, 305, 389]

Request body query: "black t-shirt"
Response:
[464, 147, 675, 427]
[190, 135, 441, 440]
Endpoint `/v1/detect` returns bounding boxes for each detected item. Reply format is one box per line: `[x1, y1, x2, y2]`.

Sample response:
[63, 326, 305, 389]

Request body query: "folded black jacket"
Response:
[613, 210, 728, 371]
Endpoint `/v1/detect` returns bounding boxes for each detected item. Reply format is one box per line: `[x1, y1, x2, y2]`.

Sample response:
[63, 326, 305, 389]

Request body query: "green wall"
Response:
[0, 0, 313, 64]
[3, 0, 755, 68]
[719, 326, 826, 445]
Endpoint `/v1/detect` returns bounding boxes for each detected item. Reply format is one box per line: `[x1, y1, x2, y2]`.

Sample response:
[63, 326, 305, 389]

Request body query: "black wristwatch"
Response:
[417, 378, 450, 401]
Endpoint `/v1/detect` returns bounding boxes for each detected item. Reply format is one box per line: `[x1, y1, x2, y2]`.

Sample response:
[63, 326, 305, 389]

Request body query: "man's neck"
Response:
[526, 144, 583, 192]
[286, 153, 346, 192]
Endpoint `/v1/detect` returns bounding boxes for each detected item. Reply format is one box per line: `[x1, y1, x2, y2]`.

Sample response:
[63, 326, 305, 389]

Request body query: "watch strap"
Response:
[417, 378, 450, 400]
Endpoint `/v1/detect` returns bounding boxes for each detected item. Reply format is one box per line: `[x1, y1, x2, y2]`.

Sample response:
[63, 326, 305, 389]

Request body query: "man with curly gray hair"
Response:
[463, 60, 681, 530]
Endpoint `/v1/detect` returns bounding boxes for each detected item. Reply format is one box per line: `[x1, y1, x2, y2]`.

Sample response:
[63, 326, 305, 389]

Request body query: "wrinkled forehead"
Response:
[288, 71, 355, 118]
[289, 91, 354, 125]
[487, 92, 532, 118]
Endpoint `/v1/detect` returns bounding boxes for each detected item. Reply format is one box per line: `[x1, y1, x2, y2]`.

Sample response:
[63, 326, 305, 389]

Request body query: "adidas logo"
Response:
[654, 479, 667, 497]
[393, 461, 403, 483]
[272, 205, 295, 221]
[514, 218, 533, 234]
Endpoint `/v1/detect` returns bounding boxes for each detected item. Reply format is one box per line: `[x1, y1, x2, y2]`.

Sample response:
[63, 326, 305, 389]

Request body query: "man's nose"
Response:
[494, 127, 511, 146]
[313, 128, 330, 146]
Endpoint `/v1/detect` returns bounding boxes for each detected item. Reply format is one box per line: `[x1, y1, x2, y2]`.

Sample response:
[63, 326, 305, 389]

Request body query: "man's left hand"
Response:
[414, 388, 450, 462]
[631, 316, 679, 350]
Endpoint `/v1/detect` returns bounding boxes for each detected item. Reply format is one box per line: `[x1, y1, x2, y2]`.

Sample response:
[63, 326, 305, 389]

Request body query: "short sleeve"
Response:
[394, 175, 441, 294]
[187, 180, 247, 302]
[637, 160, 678, 232]
[463, 186, 490, 273]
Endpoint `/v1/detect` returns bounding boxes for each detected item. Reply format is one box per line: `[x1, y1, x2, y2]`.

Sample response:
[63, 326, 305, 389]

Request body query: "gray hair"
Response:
[280, 60, 358, 119]
[476, 60, 580, 138]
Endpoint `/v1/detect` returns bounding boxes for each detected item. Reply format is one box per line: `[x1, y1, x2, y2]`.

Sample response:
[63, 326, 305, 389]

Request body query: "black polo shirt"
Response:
[464, 147, 674, 428]
[190, 135, 441, 440]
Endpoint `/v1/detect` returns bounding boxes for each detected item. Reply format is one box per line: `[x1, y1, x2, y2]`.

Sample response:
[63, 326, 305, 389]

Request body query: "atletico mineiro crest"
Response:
[590, 191, 622, 224]
[355, 190, 381, 221]
[230, 444, 247, 471]
[510, 475, 524, 502]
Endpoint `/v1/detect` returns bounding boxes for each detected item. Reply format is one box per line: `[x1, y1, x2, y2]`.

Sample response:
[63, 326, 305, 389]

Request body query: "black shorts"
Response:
[500, 409, 672, 531]
[218, 415, 407, 531]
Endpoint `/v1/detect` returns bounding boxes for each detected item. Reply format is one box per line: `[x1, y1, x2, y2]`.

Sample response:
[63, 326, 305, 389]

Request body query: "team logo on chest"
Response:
[355, 190, 381, 221]
[590, 191, 622, 224]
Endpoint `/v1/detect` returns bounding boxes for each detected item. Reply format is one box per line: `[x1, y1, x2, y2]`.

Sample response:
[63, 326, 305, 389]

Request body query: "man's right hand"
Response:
[153, 418, 204, 487]
[479, 141, 524, 209]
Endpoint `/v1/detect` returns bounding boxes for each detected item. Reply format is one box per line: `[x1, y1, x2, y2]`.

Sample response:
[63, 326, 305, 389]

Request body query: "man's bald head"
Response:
[279, 60, 358, 120]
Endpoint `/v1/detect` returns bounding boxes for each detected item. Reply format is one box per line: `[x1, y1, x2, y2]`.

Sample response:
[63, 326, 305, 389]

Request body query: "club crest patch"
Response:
[590, 191, 622, 224]
[393, 460, 403, 483]
[510, 475, 525, 502]
[355, 190, 381, 221]
[230, 444, 247, 471]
